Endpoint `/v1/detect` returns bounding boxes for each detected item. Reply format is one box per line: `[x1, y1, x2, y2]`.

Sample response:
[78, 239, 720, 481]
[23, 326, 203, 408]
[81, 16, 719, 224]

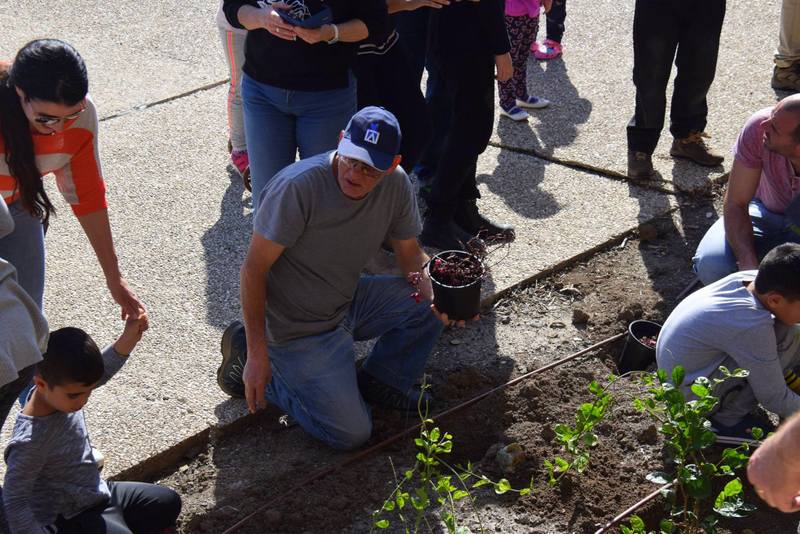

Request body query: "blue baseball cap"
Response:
[338, 106, 402, 172]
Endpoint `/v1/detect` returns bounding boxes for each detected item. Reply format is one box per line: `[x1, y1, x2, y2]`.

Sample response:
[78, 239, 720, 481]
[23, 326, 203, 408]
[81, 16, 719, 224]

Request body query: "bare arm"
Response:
[77, 209, 143, 319]
[722, 159, 763, 271]
[391, 237, 455, 327]
[240, 233, 285, 413]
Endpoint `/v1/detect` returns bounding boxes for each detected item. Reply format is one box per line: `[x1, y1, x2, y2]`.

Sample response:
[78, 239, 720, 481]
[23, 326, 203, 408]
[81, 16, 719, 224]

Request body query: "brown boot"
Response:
[627, 150, 656, 179]
[772, 64, 800, 93]
[670, 131, 724, 167]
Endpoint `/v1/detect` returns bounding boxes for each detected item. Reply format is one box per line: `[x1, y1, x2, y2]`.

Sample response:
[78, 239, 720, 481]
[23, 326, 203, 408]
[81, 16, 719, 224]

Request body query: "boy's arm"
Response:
[96, 345, 128, 388]
[4, 434, 51, 533]
[96, 315, 147, 387]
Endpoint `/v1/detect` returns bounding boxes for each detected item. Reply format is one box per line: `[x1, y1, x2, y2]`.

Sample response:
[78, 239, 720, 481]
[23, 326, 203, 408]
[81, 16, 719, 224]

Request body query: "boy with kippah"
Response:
[3, 319, 182, 533]
[658, 243, 800, 441]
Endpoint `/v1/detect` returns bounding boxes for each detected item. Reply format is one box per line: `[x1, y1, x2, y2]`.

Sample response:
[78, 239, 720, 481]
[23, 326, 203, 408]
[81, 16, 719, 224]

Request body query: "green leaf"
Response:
[453, 490, 469, 500]
[672, 366, 685, 387]
[472, 478, 491, 488]
[495, 478, 512, 494]
[629, 515, 645, 530]
[382, 500, 395, 511]
[396, 494, 406, 509]
[520, 488, 531, 496]
[646, 471, 672, 484]
[574, 453, 590, 473]
[404, 469, 414, 480]
[589, 380, 602, 395]
[690, 384, 709, 398]
[430, 427, 440, 442]
[374, 519, 390, 529]
[751, 426, 764, 440]
[554, 457, 570, 472]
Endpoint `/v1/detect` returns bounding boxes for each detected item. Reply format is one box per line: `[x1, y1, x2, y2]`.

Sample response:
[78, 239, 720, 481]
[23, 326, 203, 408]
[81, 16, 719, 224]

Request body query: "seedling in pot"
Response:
[640, 336, 657, 349]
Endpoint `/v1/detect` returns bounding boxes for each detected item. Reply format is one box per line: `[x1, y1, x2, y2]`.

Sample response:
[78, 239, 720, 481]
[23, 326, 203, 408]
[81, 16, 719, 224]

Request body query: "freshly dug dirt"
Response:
[158, 190, 799, 533]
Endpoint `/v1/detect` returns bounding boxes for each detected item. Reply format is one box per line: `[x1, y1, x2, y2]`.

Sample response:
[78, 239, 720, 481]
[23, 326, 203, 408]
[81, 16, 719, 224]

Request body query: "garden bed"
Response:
[159, 191, 799, 533]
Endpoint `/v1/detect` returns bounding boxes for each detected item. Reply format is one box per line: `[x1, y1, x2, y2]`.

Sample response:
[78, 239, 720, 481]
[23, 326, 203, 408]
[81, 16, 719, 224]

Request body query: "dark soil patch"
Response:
[160, 189, 799, 533]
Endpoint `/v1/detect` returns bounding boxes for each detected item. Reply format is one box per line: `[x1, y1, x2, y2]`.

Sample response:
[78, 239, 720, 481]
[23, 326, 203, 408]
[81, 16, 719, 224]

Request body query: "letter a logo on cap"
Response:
[364, 122, 380, 145]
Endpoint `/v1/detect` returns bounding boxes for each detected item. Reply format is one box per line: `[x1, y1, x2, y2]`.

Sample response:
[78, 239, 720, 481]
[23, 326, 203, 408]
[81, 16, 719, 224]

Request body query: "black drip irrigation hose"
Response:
[222, 332, 626, 533]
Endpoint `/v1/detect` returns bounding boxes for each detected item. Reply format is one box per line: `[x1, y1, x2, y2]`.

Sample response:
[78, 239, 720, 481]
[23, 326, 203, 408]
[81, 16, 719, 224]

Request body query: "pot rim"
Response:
[427, 249, 485, 289]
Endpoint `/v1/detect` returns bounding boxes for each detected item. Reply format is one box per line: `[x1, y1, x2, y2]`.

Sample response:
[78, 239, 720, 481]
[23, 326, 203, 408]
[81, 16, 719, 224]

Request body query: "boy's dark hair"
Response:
[39, 327, 103, 387]
[754, 243, 800, 300]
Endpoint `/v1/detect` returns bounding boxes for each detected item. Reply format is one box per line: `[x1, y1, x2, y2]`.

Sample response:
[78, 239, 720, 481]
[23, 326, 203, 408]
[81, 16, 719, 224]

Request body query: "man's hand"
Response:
[243, 347, 271, 413]
[431, 305, 479, 328]
[748, 424, 800, 512]
[113, 313, 149, 356]
[495, 53, 513, 82]
[543, 0, 553, 13]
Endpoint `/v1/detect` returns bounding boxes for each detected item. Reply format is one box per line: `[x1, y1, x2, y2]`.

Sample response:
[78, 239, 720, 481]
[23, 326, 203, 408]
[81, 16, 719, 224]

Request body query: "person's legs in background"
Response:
[773, 0, 800, 92]
[241, 74, 297, 209]
[294, 76, 357, 163]
[626, 0, 679, 179]
[218, 26, 249, 184]
[668, 0, 726, 167]
[533, 0, 566, 60]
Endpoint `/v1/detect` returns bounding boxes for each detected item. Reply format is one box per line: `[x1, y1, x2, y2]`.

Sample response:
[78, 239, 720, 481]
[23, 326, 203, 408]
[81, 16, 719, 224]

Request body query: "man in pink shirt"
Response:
[694, 95, 800, 284]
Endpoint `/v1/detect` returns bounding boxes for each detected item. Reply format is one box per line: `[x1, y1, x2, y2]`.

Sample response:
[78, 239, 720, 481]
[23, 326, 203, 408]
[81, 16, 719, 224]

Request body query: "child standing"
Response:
[499, 0, 551, 121]
[420, 0, 517, 250]
[3, 319, 182, 533]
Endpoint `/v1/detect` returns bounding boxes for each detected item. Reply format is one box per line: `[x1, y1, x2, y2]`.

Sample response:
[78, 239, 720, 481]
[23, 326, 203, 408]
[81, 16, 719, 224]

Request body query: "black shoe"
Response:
[420, 217, 483, 252]
[454, 200, 515, 243]
[357, 370, 433, 414]
[627, 150, 656, 180]
[218, 320, 247, 398]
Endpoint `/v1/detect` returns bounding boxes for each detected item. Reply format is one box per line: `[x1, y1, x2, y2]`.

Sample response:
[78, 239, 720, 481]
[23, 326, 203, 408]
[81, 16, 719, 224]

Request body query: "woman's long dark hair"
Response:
[0, 39, 88, 226]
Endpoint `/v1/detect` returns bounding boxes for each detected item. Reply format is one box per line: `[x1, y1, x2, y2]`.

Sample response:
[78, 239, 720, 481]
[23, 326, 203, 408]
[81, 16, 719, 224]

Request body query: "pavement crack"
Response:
[99, 78, 230, 122]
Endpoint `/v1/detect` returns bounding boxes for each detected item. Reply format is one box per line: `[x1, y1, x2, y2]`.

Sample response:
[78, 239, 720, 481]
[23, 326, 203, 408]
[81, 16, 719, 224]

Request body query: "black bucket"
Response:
[428, 250, 484, 321]
[618, 320, 662, 374]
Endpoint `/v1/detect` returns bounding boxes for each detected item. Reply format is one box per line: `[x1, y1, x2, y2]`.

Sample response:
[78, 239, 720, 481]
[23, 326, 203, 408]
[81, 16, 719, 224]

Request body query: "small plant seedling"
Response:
[620, 514, 676, 534]
[372, 385, 532, 533]
[544, 378, 614, 486]
[633, 366, 760, 533]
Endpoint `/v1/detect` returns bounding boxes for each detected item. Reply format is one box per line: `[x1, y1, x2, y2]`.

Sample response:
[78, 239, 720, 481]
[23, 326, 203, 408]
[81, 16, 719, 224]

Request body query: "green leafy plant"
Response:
[371, 385, 532, 533]
[544, 378, 614, 486]
[620, 514, 676, 534]
[632, 366, 760, 533]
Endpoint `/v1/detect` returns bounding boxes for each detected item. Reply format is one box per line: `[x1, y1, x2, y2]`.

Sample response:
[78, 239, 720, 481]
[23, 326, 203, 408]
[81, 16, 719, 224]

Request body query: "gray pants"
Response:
[218, 26, 247, 152]
[712, 323, 800, 427]
[0, 201, 45, 310]
[776, 0, 800, 67]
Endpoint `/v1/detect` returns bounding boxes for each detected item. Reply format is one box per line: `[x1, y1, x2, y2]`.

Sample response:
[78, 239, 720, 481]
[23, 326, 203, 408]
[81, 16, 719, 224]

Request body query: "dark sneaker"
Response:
[454, 200, 515, 244]
[772, 64, 800, 92]
[670, 131, 724, 167]
[420, 217, 484, 252]
[218, 320, 247, 398]
[627, 150, 656, 180]
[357, 370, 433, 414]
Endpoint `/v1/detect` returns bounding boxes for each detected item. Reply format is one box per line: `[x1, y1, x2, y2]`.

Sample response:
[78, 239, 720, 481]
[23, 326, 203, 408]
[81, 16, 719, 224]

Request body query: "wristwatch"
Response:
[325, 24, 339, 44]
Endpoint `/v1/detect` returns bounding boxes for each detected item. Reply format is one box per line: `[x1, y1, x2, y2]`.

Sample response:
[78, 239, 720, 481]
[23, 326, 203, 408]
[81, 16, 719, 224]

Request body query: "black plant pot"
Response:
[618, 320, 662, 374]
[428, 250, 484, 321]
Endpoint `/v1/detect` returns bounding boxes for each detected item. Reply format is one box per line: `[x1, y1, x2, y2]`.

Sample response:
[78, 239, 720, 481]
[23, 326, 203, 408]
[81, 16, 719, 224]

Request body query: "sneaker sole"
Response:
[499, 112, 529, 122]
[218, 321, 245, 398]
[516, 101, 550, 110]
[669, 150, 724, 167]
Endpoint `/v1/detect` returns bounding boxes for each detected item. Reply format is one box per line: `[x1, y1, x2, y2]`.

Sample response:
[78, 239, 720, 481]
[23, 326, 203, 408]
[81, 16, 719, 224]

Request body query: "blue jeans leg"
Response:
[0, 201, 45, 310]
[265, 327, 372, 450]
[345, 276, 444, 394]
[241, 74, 297, 209]
[242, 74, 356, 210]
[693, 200, 800, 285]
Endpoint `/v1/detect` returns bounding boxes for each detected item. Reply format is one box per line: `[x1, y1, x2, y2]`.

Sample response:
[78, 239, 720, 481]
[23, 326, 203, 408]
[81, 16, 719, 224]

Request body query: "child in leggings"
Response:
[419, 0, 516, 251]
[532, 0, 563, 60]
[217, 0, 250, 189]
[499, 0, 552, 121]
[3, 321, 182, 533]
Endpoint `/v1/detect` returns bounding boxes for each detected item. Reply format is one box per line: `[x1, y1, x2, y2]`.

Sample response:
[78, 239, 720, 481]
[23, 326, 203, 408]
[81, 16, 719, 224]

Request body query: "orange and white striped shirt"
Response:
[0, 96, 107, 216]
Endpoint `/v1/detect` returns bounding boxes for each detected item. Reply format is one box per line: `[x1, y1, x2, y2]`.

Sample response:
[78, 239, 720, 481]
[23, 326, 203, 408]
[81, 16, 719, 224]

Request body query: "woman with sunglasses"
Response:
[0, 39, 143, 319]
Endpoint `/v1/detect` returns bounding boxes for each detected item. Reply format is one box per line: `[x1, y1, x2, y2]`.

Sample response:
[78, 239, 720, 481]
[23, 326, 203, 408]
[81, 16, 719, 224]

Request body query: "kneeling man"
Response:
[218, 107, 446, 450]
[658, 243, 800, 438]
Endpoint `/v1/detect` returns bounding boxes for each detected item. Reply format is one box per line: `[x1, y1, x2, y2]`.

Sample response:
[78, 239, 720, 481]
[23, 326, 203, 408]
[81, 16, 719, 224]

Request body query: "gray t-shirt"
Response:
[3, 347, 126, 533]
[254, 151, 421, 343]
[656, 270, 800, 418]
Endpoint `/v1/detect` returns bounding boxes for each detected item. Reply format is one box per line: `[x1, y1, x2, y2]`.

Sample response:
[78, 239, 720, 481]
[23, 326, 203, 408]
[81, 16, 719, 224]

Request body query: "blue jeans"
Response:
[693, 199, 800, 285]
[264, 276, 443, 450]
[0, 201, 45, 310]
[241, 73, 357, 209]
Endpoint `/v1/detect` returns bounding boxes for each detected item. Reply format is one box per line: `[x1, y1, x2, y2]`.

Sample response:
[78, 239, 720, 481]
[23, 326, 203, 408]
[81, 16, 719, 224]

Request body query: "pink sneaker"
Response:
[532, 39, 562, 60]
[231, 150, 251, 192]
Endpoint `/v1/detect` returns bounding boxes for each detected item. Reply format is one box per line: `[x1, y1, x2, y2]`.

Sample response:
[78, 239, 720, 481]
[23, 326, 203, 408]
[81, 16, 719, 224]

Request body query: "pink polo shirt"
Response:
[506, 0, 541, 17]
[737, 107, 800, 214]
